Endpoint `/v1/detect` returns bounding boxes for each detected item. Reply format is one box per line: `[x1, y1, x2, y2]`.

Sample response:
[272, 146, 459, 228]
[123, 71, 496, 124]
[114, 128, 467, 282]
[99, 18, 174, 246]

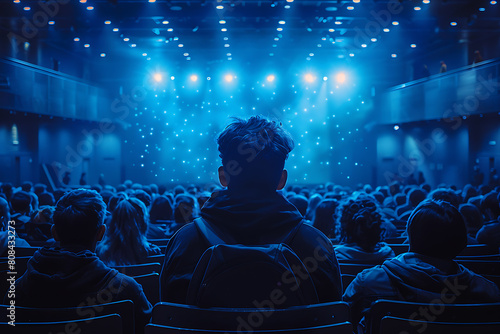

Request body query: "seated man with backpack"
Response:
[160, 116, 342, 306]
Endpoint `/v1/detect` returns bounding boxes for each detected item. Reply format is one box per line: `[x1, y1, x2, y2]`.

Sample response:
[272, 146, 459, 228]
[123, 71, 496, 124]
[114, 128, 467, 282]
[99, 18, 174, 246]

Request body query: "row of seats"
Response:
[2, 299, 500, 333]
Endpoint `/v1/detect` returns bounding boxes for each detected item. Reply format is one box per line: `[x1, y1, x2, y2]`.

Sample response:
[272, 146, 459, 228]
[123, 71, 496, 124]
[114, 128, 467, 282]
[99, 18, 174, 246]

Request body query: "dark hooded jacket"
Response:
[10, 246, 152, 332]
[334, 242, 395, 264]
[160, 189, 342, 304]
[343, 252, 500, 328]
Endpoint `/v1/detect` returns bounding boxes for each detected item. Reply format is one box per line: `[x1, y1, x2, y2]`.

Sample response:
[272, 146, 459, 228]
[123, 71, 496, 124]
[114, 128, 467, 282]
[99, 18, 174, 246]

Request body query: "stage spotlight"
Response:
[336, 72, 346, 84]
[224, 74, 234, 83]
[190, 74, 198, 82]
[266, 74, 275, 83]
[153, 73, 163, 82]
[304, 73, 315, 83]
[323, 76, 328, 81]
[394, 125, 400, 131]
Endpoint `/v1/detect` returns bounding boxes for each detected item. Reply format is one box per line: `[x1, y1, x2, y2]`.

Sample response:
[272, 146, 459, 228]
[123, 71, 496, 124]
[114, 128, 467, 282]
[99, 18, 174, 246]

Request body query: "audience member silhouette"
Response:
[476, 191, 500, 248]
[10, 189, 152, 333]
[0, 196, 30, 256]
[97, 197, 161, 266]
[311, 199, 338, 239]
[334, 196, 395, 264]
[147, 195, 173, 239]
[459, 203, 483, 244]
[160, 116, 342, 304]
[343, 199, 500, 331]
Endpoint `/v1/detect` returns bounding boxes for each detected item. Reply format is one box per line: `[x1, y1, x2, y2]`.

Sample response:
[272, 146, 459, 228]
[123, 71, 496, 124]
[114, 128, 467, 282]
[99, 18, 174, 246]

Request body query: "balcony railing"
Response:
[377, 58, 500, 125]
[0, 57, 111, 121]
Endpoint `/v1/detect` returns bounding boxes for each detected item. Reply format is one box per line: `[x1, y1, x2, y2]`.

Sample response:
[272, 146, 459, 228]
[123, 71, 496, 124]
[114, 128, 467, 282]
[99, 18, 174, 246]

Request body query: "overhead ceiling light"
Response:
[353, 0, 360, 3]
[267, 74, 276, 83]
[361, 44, 367, 48]
[123, 38, 130, 42]
[219, 20, 226, 24]
[104, 20, 111, 25]
[277, 27, 283, 31]
[224, 44, 230, 47]
[423, 0, 430, 3]
[13, 0, 21, 3]
[162, 20, 169, 24]
[131, 44, 136, 47]
[371, 38, 377, 42]
[336, 72, 346, 83]
[100, 53, 106, 57]
[190, 74, 198, 82]
[491, 1, 498, 4]
[148, 0, 156, 2]
[86, 6, 94, 10]
[178, 44, 184, 47]
[153, 73, 162, 82]
[383, 28, 390, 32]
[304, 73, 315, 83]
[334, 21, 342, 25]
[84, 44, 90, 48]
[410, 43, 417, 48]
[221, 28, 227, 32]
[167, 28, 174, 32]
[347, 6, 354, 10]
[391, 53, 397, 58]
[414, 6, 421, 11]
[113, 28, 119, 32]
[183, 52, 189, 56]
[23, 6, 31, 11]
[349, 53, 355, 57]
[226, 52, 232, 56]
[329, 28, 335, 32]
[392, 21, 399, 26]
[74, 37, 80, 42]
[142, 53, 148, 56]
[79, 0, 87, 3]
[216, 5, 224, 9]
[278, 20, 286, 25]
[48, 21, 55, 25]
[450, 22, 457, 26]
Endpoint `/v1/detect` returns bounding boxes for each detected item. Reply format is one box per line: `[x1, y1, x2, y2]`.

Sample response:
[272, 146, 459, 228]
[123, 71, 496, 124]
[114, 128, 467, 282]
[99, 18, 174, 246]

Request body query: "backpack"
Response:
[186, 218, 319, 308]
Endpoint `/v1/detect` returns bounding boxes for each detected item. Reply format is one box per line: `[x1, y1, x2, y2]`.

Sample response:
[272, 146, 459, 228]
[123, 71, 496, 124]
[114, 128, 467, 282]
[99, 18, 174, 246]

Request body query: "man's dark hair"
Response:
[21, 181, 33, 192]
[53, 189, 106, 247]
[11, 191, 32, 214]
[407, 199, 467, 259]
[217, 115, 294, 191]
[408, 188, 427, 207]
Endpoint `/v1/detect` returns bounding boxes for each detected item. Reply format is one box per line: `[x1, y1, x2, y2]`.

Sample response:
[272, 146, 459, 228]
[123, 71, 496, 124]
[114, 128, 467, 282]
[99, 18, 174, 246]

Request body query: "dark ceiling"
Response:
[1, 0, 499, 86]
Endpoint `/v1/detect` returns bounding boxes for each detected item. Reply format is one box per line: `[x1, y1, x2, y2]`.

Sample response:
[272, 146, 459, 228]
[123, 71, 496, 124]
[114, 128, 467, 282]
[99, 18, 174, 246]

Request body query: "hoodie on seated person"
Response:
[9, 189, 152, 334]
[343, 199, 500, 331]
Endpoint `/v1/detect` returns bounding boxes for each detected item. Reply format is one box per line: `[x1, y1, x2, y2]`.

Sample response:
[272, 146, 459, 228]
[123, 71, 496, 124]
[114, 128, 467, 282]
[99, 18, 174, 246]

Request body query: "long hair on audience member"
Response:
[96, 197, 155, 266]
[337, 196, 384, 252]
[312, 199, 338, 239]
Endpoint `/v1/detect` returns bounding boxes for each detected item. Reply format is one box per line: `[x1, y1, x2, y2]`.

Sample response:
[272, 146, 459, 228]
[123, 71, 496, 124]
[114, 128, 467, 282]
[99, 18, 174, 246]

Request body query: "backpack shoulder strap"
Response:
[282, 219, 305, 245]
[194, 217, 236, 246]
